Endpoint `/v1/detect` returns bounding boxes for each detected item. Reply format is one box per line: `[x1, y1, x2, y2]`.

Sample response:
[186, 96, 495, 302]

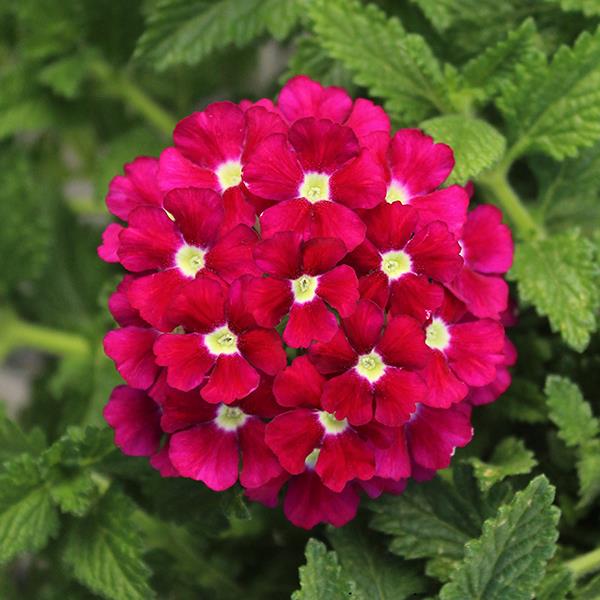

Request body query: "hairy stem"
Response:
[91, 59, 175, 136]
[567, 546, 600, 580]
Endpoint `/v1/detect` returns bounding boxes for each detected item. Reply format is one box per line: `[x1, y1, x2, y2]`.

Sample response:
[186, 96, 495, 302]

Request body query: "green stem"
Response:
[91, 59, 175, 136]
[0, 312, 90, 360]
[477, 167, 546, 240]
[567, 547, 600, 580]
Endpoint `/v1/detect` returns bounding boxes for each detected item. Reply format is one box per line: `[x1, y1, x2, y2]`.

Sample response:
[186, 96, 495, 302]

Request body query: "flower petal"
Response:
[239, 418, 283, 488]
[206, 224, 260, 283]
[301, 237, 347, 275]
[253, 231, 302, 278]
[322, 370, 374, 426]
[374, 369, 425, 426]
[421, 349, 468, 408]
[159, 388, 217, 433]
[284, 299, 338, 348]
[377, 315, 429, 369]
[341, 298, 384, 354]
[308, 329, 357, 375]
[238, 328, 287, 376]
[316, 265, 359, 317]
[273, 355, 325, 409]
[98, 223, 123, 263]
[311, 201, 366, 251]
[157, 147, 218, 193]
[201, 354, 260, 404]
[245, 276, 293, 328]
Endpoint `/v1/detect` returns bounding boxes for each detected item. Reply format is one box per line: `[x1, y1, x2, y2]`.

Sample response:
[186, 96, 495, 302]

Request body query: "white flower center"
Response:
[380, 250, 412, 279]
[292, 274, 318, 303]
[425, 318, 450, 350]
[175, 244, 206, 277]
[318, 411, 348, 434]
[356, 351, 386, 383]
[216, 160, 242, 191]
[205, 325, 238, 355]
[386, 181, 409, 204]
[215, 404, 247, 431]
[299, 173, 330, 203]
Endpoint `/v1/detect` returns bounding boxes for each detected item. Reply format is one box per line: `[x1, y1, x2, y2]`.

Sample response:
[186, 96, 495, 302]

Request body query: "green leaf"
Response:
[37, 50, 97, 99]
[535, 564, 574, 600]
[545, 376, 599, 447]
[509, 229, 600, 351]
[0, 455, 59, 565]
[460, 18, 539, 103]
[576, 439, 600, 508]
[308, 0, 451, 123]
[49, 471, 104, 517]
[439, 475, 559, 600]
[553, 0, 600, 17]
[63, 489, 155, 600]
[468, 437, 537, 491]
[575, 572, 600, 599]
[499, 27, 600, 160]
[135, 0, 302, 70]
[327, 521, 429, 600]
[292, 538, 360, 600]
[420, 115, 506, 184]
[369, 465, 512, 582]
[0, 403, 46, 463]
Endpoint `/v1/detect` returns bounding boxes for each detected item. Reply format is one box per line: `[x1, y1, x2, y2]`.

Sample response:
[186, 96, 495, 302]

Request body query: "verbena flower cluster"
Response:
[99, 76, 515, 529]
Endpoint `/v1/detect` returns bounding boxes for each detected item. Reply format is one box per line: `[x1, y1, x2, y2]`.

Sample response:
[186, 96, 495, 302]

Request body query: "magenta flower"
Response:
[99, 77, 516, 530]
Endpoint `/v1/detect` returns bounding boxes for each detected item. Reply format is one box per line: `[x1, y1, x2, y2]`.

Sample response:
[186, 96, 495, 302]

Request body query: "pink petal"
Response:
[389, 129, 454, 196]
[301, 237, 347, 275]
[411, 185, 468, 235]
[163, 188, 224, 248]
[461, 205, 513, 273]
[154, 333, 214, 391]
[245, 472, 289, 508]
[322, 370, 374, 426]
[259, 198, 312, 240]
[330, 149, 386, 209]
[273, 355, 325, 409]
[407, 221, 463, 282]
[363, 202, 418, 252]
[169, 423, 239, 490]
[284, 470, 359, 529]
[118, 207, 180, 272]
[265, 409, 323, 474]
[359, 272, 390, 310]
[104, 386, 161, 456]
[407, 403, 473, 471]
[238, 327, 287, 376]
[377, 315, 429, 370]
[243, 134, 303, 201]
[157, 147, 218, 193]
[221, 187, 257, 235]
[388, 275, 444, 323]
[160, 388, 217, 433]
[311, 201, 366, 251]
[342, 298, 384, 354]
[316, 430, 375, 492]
[469, 365, 512, 406]
[345, 98, 391, 141]
[284, 299, 338, 348]
[448, 268, 509, 319]
[374, 369, 426, 426]
[345, 239, 381, 275]
[104, 327, 159, 390]
[374, 428, 410, 480]
[174, 102, 245, 168]
[245, 277, 293, 328]
[206, 224, 260, 283]
[238, 377, 283, 418]
[108, 276, 146, 327]
[150, 441, 180, 477]
[106, 156, 162, 220]
[421, 350, 468, 408]
[253, 231, 302, 278]
[242, 106, 288, 161]
[308, 329, 357, 375]
[201, 354, 260, 404]
[278, 75, 352, 124]
[98, 223, 123, 263]
[239, 418, 283, 488]
[169, 275, 226, 332]
[316, 265, 359, 317]
[127, 269, 188, 331]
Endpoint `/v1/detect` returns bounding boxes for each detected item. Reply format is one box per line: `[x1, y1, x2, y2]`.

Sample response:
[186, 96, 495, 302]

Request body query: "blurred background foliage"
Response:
[0, 0, 599, 598]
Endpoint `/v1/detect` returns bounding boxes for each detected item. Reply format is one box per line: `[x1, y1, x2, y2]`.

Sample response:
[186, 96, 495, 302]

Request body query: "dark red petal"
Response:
[206, 224, 260, 283]
[421, 350, 468, 408]
[359, 272, 390, 310]
[163, 188, 224, 248]
[104, 327, 159, 390]
[244, 472, 289, 508]
[411, 185, 468, 235]
[243, 134, 303, 201]
[239, 418, 283, 488]
[330, 149, 386, 209]
[345, 239, 381, 275]
[377, 315, 429, 369]
[321, 370, 374, 426]
[265, 409, 323, 474]
[254, 231, 302, 278]
[238, 377, 283, 418]
[242, 106, 288, 161]
[311, 201, 366, 252]
[239, 328, 287, 376]
[301, 237, 347, 275]
[201, 354, 260, 404]
[169, 423, 239, 490]
[159, 388, 217, 433]
[157, 147, 218, 193]
[108, 276, 146, 328]
[374, 369, 426, 426]
[221, 187, 257, 235]
[260, 198, 312, 240]
[104, 386, 161, 456]
[150, 441, 180, 477]
[448, 268, 509, 320]
[284, 299, 337, 348]
[154, 333, 214, 391]
[388, 275, 444, 323]
[245, 277, 293, 328]
[374, 428, 410, 480]
[316, 265, 359, 317]
[273, 355, 325, 409]
[174, 102, 245, 168]
[342, 298, 384, 354]
[363, 202, 417, 252]
[308, 329, 357, 375]
[288, 117, 358, 173]
[169, 275, 226, 332]
[316, 430, 375, 492]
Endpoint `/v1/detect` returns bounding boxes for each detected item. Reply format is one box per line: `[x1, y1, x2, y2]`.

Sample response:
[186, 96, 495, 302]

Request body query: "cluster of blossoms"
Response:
[99, 76, 515, 529]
